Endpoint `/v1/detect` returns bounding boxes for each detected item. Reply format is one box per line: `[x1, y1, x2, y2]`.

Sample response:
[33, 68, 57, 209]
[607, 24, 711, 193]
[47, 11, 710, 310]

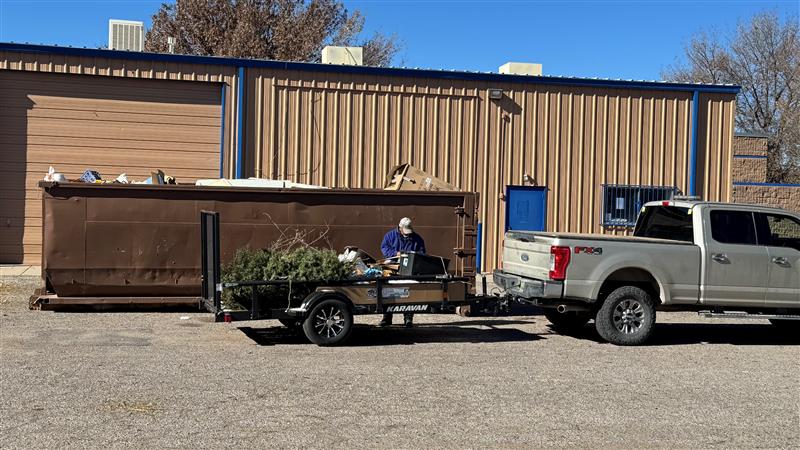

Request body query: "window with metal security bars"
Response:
[602, 184, 680, 227]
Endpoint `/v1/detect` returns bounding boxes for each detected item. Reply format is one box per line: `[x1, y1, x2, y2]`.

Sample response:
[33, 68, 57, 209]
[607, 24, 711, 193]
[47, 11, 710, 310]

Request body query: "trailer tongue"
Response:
[200, 211, 503, 346]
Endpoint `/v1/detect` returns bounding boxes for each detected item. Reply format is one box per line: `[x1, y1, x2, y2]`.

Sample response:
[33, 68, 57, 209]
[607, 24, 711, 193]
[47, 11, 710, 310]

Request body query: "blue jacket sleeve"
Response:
[380, 231, 395, 258]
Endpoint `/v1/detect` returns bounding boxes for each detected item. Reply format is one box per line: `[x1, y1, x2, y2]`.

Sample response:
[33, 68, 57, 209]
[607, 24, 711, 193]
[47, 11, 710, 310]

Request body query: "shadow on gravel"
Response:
[239, 321, 543, 346]
[647, 323, 799, 346]
[551, 323, 799, 346]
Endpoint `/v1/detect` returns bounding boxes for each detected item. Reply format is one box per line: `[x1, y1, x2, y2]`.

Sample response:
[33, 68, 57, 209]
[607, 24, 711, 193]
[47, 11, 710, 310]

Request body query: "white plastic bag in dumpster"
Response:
[43, 166, 66, 182]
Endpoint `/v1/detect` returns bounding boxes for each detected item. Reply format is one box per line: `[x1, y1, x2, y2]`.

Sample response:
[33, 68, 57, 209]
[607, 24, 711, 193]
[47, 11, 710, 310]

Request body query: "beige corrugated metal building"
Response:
[0, 43, 739, 268]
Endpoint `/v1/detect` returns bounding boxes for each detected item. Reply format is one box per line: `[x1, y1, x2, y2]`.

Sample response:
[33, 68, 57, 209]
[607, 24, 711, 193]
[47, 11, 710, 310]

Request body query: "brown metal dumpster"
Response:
[37, 182, 478, 304]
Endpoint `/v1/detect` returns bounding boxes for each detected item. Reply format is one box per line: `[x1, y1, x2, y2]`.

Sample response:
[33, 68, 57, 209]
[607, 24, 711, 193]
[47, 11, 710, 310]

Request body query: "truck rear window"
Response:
[633, 206, 694, 242]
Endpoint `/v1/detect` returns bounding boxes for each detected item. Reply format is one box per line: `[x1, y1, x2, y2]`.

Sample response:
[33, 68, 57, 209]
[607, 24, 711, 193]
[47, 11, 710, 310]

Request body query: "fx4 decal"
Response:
[574, 246, 603, 255]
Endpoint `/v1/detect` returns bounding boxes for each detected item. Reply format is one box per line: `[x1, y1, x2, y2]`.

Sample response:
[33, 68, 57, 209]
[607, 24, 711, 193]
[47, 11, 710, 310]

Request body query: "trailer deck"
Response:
[200, 211, 502, 345]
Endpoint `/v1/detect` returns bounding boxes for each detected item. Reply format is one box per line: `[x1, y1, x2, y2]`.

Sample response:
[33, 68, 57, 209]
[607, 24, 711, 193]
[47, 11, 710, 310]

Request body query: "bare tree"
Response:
[145, 0, 400, 67]
[663, 11, 800, 182]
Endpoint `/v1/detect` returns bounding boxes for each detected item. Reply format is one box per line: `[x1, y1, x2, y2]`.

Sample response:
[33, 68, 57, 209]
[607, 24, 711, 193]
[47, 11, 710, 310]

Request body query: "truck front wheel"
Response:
[302, 298, 354, 346]
[543, 309, 591, 331]
[595, 286, 656, 346]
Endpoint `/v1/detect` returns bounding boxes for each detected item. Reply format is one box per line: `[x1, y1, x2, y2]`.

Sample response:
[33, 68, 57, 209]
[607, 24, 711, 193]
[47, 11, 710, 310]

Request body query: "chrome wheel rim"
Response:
[313, 306, 346, 339]
[612, 299, 645, 334]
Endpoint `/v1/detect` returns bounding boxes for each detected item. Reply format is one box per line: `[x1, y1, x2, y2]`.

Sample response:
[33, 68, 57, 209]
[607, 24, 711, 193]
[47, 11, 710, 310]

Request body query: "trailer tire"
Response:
[595, 286, 656, 346]
[302, 298, 353, 346]
[543, 309, 591, 331]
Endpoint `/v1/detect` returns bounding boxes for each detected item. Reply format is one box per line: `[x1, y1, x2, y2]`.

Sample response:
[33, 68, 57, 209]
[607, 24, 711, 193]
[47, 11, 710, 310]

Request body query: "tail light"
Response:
[549, 246, 571, 281]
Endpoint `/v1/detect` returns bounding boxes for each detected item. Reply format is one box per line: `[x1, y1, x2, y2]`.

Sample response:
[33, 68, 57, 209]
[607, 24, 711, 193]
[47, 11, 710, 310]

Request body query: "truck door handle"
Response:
[771, 257, 791, 267]
[711, 253, 729, 263]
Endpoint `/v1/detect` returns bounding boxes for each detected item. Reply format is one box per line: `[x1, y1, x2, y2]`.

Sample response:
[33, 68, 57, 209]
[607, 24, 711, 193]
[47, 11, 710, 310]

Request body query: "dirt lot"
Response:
[1, 276, 798, 448]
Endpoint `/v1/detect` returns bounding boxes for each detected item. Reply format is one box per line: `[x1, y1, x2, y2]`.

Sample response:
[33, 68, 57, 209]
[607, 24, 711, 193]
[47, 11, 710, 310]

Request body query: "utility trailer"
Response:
[200, 211, 503, 345]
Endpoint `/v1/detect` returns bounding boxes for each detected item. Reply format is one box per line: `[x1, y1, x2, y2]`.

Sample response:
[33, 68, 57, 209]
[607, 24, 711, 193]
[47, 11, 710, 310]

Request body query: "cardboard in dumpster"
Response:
[384, 164, 458, 192]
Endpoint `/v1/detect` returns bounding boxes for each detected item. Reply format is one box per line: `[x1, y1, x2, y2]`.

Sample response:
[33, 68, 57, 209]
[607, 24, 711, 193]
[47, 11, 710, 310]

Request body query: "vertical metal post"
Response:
[250, 285, 259, 320]
[236, 67, 246, 179]
[219, 84, 226, 179]
[476, 222, 483, 274]
[689, 90, 700, 196]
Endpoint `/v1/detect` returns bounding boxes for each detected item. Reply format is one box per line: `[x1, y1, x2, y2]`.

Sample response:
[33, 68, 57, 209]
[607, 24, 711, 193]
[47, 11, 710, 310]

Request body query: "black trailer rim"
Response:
[312, 305, 346, 338]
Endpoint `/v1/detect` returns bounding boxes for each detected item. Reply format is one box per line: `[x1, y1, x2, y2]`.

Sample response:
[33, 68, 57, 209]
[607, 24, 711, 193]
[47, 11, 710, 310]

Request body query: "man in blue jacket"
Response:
[379, 217, 426, 327]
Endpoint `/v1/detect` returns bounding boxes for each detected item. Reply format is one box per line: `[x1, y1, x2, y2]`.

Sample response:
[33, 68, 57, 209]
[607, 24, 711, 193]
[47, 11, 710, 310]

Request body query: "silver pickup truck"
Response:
[494, 200, 800, 345]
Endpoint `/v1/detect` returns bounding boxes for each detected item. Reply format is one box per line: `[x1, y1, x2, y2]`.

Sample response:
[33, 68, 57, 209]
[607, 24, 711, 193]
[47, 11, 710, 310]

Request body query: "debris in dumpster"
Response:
[115, 173, 130, 184]
[79, 170, 102, 183]
[195, 178, 326, 189]
[384, 163, 458, 191]
[43, 166, 66, 182]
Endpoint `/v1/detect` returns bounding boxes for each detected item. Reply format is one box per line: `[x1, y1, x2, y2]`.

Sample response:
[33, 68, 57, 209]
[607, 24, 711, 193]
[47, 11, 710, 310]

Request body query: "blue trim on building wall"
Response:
[236, 67, 245, 179]
[688, 90, 700, 196]
[0, 42, 742, 94]
[733, 154, 768, 159]
[219, 84, 226, 178]
[476, 223, 482, 274]
[733, 182, 800, 188]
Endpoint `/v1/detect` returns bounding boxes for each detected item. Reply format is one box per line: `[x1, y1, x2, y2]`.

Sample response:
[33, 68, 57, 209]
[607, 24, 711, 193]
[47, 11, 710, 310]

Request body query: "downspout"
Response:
[688, 90, 700, 196]
[476, 223, 483, 274]
[218, 84, 226, 179]
[236, 67, 246, 179]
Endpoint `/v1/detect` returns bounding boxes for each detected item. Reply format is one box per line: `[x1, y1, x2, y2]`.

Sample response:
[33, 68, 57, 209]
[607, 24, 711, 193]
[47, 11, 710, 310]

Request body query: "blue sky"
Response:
[0, 0, 797, 80]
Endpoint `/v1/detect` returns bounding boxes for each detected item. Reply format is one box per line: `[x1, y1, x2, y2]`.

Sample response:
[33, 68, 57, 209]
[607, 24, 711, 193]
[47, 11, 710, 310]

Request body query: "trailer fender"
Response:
[295, 291, 355, 317]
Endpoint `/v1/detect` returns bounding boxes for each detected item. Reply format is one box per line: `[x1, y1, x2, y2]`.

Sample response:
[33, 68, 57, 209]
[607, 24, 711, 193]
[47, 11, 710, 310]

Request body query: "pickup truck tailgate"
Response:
[503, 232, 554, 280]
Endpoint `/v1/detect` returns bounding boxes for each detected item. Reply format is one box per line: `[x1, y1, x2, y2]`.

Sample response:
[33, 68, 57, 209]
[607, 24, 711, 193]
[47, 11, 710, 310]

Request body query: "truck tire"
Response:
[543, 309, 591, 331]
[595, 286, 656, 346]
[302, 298, 353, 346]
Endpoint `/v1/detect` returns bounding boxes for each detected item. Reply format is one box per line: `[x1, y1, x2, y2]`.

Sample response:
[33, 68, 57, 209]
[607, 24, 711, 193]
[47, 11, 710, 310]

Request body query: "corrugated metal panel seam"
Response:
[0, 42, 741, 94]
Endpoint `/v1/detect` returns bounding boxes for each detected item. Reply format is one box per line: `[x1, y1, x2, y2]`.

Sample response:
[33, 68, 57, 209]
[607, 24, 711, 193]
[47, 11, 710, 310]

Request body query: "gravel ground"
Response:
[1, 276, 798, 449]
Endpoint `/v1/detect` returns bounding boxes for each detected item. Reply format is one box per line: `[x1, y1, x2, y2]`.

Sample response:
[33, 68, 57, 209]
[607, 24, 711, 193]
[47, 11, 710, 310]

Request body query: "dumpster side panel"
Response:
[41, 183, 478, 297]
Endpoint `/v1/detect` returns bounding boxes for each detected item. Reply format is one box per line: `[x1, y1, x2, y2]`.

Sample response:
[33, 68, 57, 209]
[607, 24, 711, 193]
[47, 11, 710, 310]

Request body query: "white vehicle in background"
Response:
[494, 200, 800, 345]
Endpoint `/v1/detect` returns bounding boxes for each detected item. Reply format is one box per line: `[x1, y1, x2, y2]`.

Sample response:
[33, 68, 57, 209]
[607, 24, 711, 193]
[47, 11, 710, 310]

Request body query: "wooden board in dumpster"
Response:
[40, 182, 478, 298]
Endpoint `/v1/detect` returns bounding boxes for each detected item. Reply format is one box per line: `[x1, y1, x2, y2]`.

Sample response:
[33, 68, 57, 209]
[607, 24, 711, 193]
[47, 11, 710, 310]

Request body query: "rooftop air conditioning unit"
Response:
[322, 46, 363, 66]
[499, 62, 542, 76]
[108, 19, 144, 52]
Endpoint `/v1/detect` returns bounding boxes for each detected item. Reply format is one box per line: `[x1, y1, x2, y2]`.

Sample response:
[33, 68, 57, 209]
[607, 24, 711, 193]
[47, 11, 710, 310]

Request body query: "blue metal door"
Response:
[505, 185, 547, 232]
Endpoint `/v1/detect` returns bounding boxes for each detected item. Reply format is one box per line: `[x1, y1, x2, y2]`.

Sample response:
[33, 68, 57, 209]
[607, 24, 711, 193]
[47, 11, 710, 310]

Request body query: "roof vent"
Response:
[499, 62, 542, 76]
[108, 19, 144, 51]
[322, 46, 363, 66]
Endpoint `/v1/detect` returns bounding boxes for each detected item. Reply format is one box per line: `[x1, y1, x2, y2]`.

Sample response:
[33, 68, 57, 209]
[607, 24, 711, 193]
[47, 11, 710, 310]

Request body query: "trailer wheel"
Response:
[303, 299, 353, 346]
[595, 286, 656, 346]
[543, 309, 591, 331]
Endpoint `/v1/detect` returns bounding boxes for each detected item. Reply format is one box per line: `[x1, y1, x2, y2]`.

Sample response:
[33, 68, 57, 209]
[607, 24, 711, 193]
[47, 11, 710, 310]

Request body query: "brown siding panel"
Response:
[0, 70, 221, 263]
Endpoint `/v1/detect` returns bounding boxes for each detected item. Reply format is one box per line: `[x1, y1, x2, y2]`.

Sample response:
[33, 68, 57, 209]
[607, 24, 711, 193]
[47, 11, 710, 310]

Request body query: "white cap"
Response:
[398, 217, 413, 234]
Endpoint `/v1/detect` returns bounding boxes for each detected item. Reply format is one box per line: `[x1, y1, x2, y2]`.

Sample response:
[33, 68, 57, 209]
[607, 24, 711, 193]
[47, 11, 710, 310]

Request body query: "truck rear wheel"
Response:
[302, 298, 353, 346]
[543, 309, 591, 331]
[595, 286, 656, 346]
